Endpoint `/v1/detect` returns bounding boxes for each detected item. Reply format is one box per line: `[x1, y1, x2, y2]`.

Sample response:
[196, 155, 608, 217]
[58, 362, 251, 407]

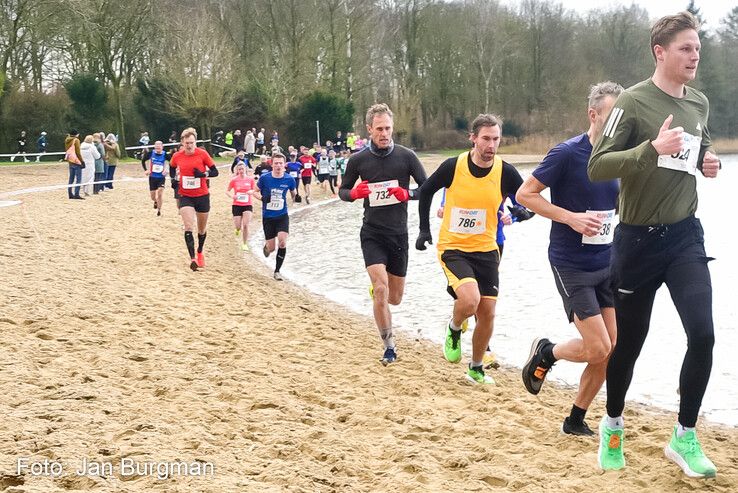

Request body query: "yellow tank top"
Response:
[438, 152, 503, 253]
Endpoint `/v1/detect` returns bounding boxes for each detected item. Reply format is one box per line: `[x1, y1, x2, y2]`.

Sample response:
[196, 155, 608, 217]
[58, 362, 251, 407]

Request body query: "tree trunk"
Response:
[112, 80, 127, 157]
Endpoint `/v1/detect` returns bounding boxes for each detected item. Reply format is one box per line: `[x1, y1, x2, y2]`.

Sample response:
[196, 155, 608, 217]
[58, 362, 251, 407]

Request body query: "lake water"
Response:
[250, 155, 738, 426]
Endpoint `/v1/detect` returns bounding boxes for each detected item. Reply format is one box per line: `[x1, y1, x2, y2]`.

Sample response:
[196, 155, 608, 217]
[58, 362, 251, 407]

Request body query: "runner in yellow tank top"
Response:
[417, 114, 533, 384]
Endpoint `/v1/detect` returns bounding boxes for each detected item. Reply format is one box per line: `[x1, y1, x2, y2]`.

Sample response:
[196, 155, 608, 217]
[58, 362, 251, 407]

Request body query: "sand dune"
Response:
[0, 161, 736, 492]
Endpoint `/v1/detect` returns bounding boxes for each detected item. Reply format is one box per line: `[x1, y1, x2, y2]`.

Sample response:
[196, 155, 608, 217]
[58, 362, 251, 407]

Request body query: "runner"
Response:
[515, 81, 622, 435]
[170, 144, 183, 209]
[142, 140, 170, 216]
[227, 162, 257, 251]
[298, 146, 316, 204]
[416, 114, 529, 384]
[286, 151, 303, 202]
[588, 12, 720, 477]
[169, 128, 220, 271]
[256, 153, 297, 280]
[339, 103, 427, 366]
[316, 149, 331, 192]
[36, 131, 47, 162]
[327, 149, 339, 196]
[254, 157, 272, 177]
[10, 131, 29, 162]
[436, 190, 531, 370]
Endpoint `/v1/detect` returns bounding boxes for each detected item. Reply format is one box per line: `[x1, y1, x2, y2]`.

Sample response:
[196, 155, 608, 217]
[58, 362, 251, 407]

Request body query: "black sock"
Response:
[184, 231, 195, 259]
[569, 404, 587, 424]
[197, 233, 207, 253]
[542, 342, 557, 367]
[275, 247, 286, 272]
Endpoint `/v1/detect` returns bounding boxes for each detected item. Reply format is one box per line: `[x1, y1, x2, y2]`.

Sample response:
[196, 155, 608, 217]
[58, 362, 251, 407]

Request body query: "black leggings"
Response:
[606, 217, 714, 427]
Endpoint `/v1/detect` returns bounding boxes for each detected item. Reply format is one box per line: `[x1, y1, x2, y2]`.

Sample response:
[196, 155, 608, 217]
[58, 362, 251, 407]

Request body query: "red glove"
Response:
[350, 180, 370, 200]
[387, 187, 410, 202]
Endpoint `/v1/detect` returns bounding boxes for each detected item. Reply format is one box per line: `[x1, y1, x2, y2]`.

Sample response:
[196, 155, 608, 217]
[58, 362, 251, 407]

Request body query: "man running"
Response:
[256, 153, 297, 280]
[227, 163, 257, 251]
[142, 140, 170, 216]
[286, 152, 303, 202]
[170, 128, 220, 271]
[416, 114, 529, 384]
[339, 103, 427, 365]
[298, 146, 316, 204]
[516, 81, 622, 435]
[588, 12, 721, 477]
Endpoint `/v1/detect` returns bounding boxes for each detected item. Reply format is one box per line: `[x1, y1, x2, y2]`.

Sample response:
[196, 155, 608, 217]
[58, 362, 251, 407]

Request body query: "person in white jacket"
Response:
[80, 135, 101, 196]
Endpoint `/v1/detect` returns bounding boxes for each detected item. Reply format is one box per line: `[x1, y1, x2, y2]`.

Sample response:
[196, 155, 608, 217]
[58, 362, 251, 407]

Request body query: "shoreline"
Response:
[1, 161, 737, 491]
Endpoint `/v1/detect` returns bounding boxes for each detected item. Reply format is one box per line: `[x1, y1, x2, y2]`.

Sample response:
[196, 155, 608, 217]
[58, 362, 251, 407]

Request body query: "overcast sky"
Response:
[503, 0, 735, 31]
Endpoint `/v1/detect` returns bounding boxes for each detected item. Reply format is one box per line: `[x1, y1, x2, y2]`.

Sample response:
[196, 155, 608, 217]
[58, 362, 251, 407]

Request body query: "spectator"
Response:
[80, 135, 101, 196]
[103, 134, 121, 190]
[64, 129, 84, 199]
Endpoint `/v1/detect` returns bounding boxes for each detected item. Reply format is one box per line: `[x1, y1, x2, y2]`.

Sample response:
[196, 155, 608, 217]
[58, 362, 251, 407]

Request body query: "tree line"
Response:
[1, 0, 736, 154]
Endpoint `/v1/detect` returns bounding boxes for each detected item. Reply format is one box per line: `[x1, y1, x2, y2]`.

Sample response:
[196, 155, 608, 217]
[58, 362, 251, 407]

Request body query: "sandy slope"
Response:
[0, 161, 736, 492]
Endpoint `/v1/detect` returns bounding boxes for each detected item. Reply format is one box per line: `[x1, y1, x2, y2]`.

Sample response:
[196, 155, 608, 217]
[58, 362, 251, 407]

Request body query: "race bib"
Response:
[657, 132, 701, 175]
[152, 164, 164, 173]
[182, 176, 200, 189]
[289, 171, 298, 178]
[368, 180, 399, 207]
[266, 189, 285, 211]
[449, 207, 486, 235]
[235, 192, 250, 203]
[582, 209, 616, 245]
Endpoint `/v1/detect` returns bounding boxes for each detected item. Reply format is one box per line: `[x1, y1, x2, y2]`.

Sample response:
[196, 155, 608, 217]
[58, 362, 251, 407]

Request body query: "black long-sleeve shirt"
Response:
[339, 144, 427, 235]
[418, 154, 524, 233]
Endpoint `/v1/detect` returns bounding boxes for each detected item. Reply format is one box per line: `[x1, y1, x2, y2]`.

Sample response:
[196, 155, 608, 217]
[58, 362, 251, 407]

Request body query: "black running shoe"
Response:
[562, 417, 595, 436]
[189, 259, 198, 271]
[521, 337, 553, 395]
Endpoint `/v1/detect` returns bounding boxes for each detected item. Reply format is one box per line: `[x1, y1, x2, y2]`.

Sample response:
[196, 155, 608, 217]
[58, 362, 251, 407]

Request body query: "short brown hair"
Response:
[471, 114, 502, 136]
[365, 103, 393, 126]
[271, 152, 286, 162]
[650, 11, 700, 61]
[181, 127, 197, 140]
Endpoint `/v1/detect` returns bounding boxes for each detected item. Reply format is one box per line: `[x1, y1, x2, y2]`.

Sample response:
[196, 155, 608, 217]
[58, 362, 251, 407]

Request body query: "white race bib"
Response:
[235, 192, 250, 203]
[152, 164, 164, 173]
[289, 171, 298, 178]
[182, 176, 200, 189]
[368, 180, 399, 207]
[449, 207, 486, 234]
[657, 132, 701, 175]
[266, 189, 285, 211]
[582, 209, 617, 245]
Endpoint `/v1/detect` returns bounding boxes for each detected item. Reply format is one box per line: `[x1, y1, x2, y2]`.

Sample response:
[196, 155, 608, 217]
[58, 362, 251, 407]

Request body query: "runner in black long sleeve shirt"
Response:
[338, 104, 427, 366]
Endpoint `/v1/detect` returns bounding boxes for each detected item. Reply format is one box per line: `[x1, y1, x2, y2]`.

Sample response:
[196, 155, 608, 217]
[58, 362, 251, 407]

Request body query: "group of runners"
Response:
[142, 11, 720, 480]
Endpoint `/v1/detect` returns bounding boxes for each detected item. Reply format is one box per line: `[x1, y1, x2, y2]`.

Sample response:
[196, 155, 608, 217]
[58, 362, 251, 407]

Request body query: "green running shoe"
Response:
[598, 417, 625, 470]
[465, 364, 495, 385]
[664, 426, 717, 478]
[443, 318, 462, 363]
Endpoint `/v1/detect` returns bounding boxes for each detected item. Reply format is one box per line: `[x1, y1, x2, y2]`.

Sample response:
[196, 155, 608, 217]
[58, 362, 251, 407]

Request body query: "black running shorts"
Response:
[301, 175, 312, 186]
[179, 194, 210, 213]
[551, 264, 613, 323]
[439, 249, 500, 299]
[232, 204, 253, 216]
[359, 227, 409, 277]
[263, 214, 289, 240]
[149, 176, 166, 191]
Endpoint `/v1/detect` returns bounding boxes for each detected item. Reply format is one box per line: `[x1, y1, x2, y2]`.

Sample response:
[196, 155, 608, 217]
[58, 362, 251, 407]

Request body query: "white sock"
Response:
[676, 424, 695, 438]
[449, 318, 462, 331]
[606, 415, 624, 429]
[379, 328, 395, 350]
[470, 360, 483, 369]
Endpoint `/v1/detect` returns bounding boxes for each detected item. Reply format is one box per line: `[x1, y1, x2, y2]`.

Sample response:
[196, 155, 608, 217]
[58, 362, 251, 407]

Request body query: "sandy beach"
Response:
[1, 159, 736, 492]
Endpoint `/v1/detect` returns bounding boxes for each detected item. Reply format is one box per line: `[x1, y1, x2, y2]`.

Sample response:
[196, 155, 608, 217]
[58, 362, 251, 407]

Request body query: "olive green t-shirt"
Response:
[588, 79, 712, 225]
